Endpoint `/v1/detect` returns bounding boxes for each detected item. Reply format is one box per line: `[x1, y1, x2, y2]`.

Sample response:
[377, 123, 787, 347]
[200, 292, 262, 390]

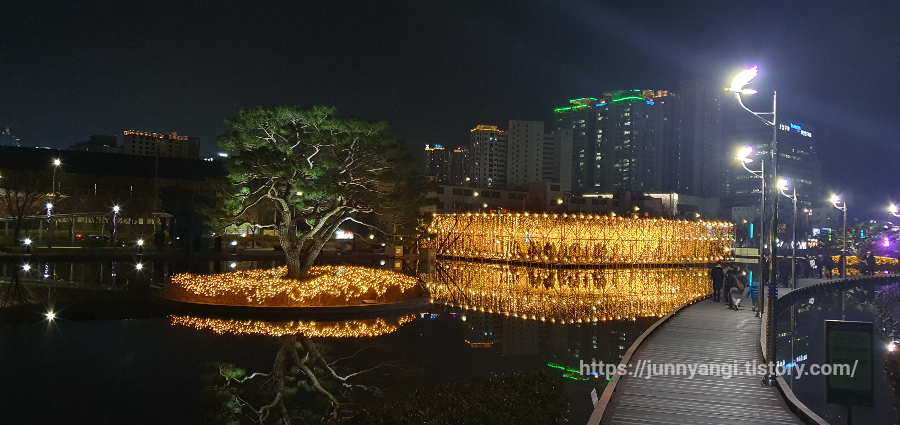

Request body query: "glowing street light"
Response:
[22, 264, 31, 271]
[135, 263, 143, 270]
[23, 238, 32, 246]
[728, 65, 759, 95]
[890, 203, 900, 218]
[111, 205, 120, 247]
[46, 311, 56, 321]
[832, 195, 848, 279]
[729, 64, 779, 386]
[137, 239, 144, 246]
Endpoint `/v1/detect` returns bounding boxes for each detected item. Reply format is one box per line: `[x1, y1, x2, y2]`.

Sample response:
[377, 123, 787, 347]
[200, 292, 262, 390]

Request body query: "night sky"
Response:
[2, 1, 898, 218]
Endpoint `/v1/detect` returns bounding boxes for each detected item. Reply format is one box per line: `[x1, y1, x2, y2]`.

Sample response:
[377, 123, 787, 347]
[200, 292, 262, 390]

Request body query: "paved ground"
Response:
[600, 298, 802, 425]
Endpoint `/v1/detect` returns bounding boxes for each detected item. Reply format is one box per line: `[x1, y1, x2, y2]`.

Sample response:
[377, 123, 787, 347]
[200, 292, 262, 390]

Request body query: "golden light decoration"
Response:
[421, 261, 709, 323]
[169, 314, 415, 337]
[423, 213, 733, 264]
[831, 255, 899, 267]
[162, 265, 420, 307]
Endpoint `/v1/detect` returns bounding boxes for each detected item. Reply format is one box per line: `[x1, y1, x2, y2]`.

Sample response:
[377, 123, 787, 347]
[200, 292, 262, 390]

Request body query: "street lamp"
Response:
[729, 64, 779, 386]
[832, 195, 847, 279]
[736, 146, 765, 314]
[890, 203, 900, 219]
[779, 179, 798, 289]
[111, 205, 120, 247]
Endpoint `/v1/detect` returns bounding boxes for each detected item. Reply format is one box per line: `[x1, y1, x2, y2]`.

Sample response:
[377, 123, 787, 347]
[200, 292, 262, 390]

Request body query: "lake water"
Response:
[0, 260, 710, 423]
[777, 280, 900, 424]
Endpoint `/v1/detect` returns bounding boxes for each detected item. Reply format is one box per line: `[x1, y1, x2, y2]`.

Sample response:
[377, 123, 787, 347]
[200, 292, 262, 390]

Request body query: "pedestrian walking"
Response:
[710, 262, 725, 302]
[727, 268, 745, 311]
[868, 252, 877, 275]
[748, 280, 759, 312]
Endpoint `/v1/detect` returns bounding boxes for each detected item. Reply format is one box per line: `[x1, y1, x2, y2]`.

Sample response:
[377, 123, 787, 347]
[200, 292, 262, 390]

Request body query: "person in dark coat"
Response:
[710, 262, 725, 302]
[868, 252, 877, 276]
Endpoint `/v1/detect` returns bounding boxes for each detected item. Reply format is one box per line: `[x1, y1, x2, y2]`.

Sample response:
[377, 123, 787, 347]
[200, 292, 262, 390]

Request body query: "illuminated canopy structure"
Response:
[424, 213, 733, 265]
[422, 261, 709, 323]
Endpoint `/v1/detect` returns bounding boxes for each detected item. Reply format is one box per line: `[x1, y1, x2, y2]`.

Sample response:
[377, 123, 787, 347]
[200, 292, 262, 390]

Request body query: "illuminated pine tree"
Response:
[213, 106, 431, 280]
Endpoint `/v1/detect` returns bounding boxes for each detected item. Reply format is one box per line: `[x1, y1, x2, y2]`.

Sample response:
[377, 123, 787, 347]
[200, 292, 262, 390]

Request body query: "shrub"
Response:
[341, 371, 568, 425]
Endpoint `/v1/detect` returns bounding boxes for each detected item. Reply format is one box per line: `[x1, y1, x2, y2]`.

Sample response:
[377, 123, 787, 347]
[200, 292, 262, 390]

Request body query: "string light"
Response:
[423, 261, 709, 323]
[163, 265, 419, 307]
[169, 314, 415, 338]
[424, 214, 732, 264]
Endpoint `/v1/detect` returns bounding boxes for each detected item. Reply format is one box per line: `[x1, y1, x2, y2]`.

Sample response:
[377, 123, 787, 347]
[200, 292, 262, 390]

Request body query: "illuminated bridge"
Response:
[424, 213, 733, 266]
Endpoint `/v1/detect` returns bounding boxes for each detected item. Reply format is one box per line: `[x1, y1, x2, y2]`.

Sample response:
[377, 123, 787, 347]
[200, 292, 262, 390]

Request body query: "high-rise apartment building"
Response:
[556, 84, 721, 197]
[424, 144, 449, 183]
[554, 98, 601, 193]
[595, 90, 664, 193]
[722, 115, 821, 211]
[448, 145, 470, 186]
[470, 125, 507, 189]
[544, 129, 573, 192]
[123, 130, 200, 159]
[676, 80, 722, 197]
[506, 120, 544, 189]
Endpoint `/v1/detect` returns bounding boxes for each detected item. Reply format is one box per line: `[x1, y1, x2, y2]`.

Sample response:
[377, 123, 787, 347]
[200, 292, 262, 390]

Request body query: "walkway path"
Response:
[594, 298, 802, 425]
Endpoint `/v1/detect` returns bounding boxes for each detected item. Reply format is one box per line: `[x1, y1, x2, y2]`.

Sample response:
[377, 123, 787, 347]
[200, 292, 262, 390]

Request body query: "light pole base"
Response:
[761, 374, 777, 387]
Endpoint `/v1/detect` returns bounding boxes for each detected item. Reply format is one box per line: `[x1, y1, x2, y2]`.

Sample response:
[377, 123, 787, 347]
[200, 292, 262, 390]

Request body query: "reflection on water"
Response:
[169, 314, 416, 337]
[1, 260, 715, 423]
[778, 282, 900, 425]
[422, 261, 709, 323]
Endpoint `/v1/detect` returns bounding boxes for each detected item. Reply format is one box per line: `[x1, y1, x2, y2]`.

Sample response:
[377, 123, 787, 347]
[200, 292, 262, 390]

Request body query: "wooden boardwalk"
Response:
[598, 299, 802, 425]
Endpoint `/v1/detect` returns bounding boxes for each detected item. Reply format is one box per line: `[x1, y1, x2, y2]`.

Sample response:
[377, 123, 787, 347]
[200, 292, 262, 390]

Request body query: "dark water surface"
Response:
[777, 281, 900, 425]
[0, 260, 712, 424]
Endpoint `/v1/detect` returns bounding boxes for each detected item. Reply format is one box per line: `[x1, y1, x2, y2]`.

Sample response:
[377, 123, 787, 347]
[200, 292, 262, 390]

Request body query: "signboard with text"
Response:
[825, 320, 873, 406]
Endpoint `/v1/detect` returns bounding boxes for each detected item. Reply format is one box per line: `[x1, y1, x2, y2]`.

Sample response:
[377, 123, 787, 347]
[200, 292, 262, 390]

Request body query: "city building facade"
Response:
[123, 130, 200, 159]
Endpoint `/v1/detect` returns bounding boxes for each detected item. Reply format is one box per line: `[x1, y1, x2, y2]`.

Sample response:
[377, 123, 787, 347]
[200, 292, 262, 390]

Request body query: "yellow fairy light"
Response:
[169, 314, 414, 338]
[163, 265, 419, 307]
[424, 213, 732, 265]
[422, 261, 709, 324]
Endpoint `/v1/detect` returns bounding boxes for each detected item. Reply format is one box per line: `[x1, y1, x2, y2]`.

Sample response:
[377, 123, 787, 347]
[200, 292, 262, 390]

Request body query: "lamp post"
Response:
[737, 145, 765, 314]
[112, 205, 120, 248]
[779, 179, 798, 289]
[729, 65, 779, 385]
[50, 159, 61, 244]
[832, 195, 847, 278]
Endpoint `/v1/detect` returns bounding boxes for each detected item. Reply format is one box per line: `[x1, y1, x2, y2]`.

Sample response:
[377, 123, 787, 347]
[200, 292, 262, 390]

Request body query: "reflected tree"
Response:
[200, 334, 398, 424]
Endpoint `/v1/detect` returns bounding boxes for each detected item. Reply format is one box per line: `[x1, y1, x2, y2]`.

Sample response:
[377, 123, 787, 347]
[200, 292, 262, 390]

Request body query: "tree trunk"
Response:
[284, 249, 304, 280]
[12, 218, 23, 246]
[281, 212, 348, 281]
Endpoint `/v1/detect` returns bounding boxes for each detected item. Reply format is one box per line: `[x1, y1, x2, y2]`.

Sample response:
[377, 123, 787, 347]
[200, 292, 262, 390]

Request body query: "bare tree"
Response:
[0, 169, 50, 245]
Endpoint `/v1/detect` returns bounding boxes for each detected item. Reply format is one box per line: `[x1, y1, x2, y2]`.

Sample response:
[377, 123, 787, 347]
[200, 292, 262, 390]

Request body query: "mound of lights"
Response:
[424, 213, 733, 264]
[169, 314, 415, 337]
[421, 261, 709, 323]
[163, 265, 419, 307]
